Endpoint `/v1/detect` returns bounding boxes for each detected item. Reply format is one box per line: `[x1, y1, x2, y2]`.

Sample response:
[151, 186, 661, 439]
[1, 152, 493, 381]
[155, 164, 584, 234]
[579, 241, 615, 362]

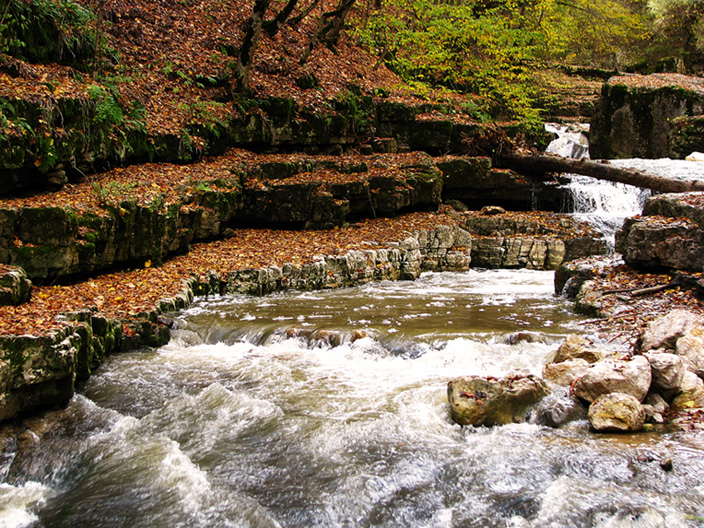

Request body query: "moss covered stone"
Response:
[591, 75, 704, 159]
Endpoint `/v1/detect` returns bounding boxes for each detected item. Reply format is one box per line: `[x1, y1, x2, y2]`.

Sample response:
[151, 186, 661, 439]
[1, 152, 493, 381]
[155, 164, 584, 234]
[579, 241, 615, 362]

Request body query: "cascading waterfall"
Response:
[545, 123, 650, 248]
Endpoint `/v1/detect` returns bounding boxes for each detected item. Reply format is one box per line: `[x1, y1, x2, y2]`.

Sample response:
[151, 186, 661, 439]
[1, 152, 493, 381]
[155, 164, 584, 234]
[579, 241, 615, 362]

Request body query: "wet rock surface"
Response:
[447, 374, 551, 427]
[588, 392, 646, 433]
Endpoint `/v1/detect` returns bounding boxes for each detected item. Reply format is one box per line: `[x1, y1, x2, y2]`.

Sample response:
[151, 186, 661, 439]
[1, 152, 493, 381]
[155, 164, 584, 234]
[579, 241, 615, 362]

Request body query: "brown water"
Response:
[2, 270, 703, 527]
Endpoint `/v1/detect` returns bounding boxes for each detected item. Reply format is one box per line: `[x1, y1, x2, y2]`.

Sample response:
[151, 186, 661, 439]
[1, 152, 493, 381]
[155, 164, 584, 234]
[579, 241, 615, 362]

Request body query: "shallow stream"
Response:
[2, 270, 704, 527]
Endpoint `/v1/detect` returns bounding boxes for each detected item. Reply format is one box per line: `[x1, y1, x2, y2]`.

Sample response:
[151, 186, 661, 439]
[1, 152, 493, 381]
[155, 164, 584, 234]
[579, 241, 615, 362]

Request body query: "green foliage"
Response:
[88, 85, 124, 127]
[355, 0, 651, 119]
[648, 0, 704, 72]
[541, 0, 651, 68]
[190, 100, 229, 138]
[0, 0, 99, 68]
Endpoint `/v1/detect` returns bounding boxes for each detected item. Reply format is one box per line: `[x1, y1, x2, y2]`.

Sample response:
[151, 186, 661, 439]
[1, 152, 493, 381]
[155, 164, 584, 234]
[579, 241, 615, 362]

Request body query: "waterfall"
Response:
[545, 123, 650, 249]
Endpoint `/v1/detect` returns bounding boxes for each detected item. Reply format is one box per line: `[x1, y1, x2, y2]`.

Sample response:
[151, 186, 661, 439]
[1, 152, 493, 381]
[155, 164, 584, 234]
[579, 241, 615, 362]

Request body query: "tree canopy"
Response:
[354, 0, 654, 118]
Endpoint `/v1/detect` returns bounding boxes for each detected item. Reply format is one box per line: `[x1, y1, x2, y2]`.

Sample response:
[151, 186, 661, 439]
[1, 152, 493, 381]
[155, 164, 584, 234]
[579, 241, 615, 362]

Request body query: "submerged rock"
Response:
[501, 331, 548, 345]
[528, 390, 587, 428]
[588, 392, 646, 433]
[447, 374, 550, 427]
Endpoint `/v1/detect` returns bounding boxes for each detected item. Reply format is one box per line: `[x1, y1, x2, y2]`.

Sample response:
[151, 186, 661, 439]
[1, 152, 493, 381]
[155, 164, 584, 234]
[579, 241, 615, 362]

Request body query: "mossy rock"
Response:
[669, 116, 704, 159]
[407, 119, 453, 151]
[0, 265, 32, 305]
[591, 76, 704, 159]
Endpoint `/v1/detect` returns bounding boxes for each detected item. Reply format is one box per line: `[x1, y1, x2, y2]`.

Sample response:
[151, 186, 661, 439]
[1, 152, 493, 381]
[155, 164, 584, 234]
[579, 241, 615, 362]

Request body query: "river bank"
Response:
[0, 202, 614, 421]
[1, 204, 703, 426]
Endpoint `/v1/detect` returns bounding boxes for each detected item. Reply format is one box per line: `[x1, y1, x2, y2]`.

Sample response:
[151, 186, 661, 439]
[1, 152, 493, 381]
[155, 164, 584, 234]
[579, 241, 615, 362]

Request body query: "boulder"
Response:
[671, 371, 704, 412]
[643, 351, 685, 394]
[588, 392, 646, 433]
[0, 265, 32, 305]
[639, 309, 703, 353]
[675, 328, 704, 378]
[639, 310, 704, 377]
[447, 374, 551, 427]
[573, 356, 652, 403]
[552, 335, 605, 364]
[542, 358, 591, 387]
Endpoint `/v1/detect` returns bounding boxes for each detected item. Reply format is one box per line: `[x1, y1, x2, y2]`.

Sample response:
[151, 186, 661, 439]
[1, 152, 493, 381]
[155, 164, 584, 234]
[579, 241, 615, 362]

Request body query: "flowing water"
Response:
[544, 124, 653, 247]
[2, 270, 704, 527]
[546, 124, 704, 248]
[2, 129, 704, 527]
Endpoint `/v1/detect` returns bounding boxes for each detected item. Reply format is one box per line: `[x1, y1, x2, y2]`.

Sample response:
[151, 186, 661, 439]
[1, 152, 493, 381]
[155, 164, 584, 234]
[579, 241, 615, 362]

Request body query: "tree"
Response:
[301, 0, 358, 65]
[263, 0, 300, 37]
[649, 0, 704, 72]
[232, 0, 273, 94]
[354, 0, 651, 118]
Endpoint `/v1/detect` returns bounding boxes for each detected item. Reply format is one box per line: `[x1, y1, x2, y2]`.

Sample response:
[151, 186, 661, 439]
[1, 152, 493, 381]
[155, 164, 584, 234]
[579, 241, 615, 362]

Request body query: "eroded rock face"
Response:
[588, 392, 646, 433]
[0, 265, 32, 306]
[573, 356, 652, 403]
[590, 74, 704, 160]
[616, 216, 704, 272]
[447, 374, 551, 427]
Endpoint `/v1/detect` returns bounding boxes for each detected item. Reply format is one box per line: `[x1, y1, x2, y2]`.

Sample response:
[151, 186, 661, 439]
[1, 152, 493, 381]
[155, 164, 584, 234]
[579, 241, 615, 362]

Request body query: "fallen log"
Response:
[499, 152, 704, 194]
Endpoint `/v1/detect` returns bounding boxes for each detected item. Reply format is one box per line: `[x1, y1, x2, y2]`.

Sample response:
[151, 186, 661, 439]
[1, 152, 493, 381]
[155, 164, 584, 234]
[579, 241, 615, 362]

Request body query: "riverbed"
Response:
[2, 270, 703, 527]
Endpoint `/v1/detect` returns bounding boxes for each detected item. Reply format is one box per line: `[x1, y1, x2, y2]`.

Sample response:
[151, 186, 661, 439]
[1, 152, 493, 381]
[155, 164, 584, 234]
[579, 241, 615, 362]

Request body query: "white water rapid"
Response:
[2, 128, 704, 528]
[2, 270, 704, 527]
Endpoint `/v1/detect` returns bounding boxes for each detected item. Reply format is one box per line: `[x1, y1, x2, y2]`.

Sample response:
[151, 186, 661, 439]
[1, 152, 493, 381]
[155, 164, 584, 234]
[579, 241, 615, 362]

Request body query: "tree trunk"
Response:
[498, 152, 704, 193]
[233, 0, 272, 94]
[289, 0, 320, 28]
[300, 0, 357, 65]
[264, 0, 299, 37]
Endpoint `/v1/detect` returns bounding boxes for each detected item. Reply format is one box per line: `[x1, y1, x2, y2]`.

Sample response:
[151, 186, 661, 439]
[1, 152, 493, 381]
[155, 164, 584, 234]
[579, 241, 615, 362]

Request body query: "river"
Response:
[3, 129, 704, 526]
[2, 270, 704, 527]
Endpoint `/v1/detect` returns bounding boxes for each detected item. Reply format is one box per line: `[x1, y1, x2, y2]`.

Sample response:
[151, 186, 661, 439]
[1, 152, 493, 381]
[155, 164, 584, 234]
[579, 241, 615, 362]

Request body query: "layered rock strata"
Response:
[0, 226, 472, 422]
